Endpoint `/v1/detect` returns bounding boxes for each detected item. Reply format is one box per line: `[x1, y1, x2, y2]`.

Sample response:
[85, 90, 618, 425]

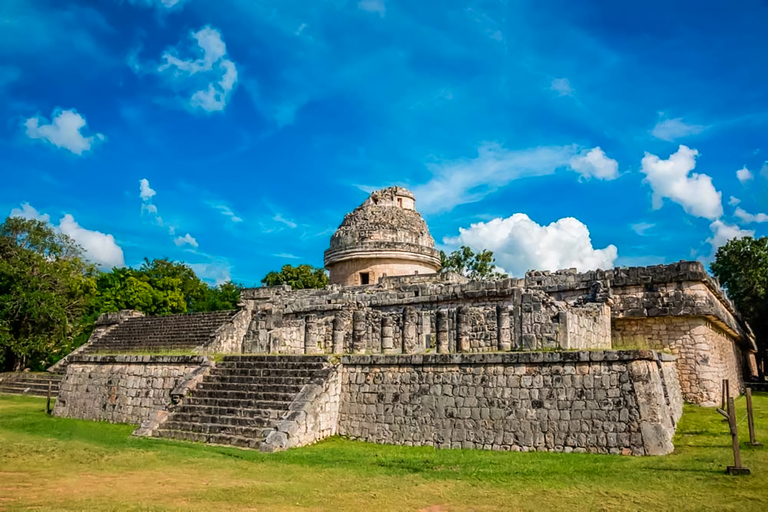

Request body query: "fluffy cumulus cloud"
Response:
[707, 220, 753, 255]
[735, 207, 768, 224]
[139, 178, 156, 201]
[10, 203, 50, 223]
[9, 203, 124, 269]
[24, 108, 104, 155]
[174, 233, 198, 247]
[189, 262, 231, 285]
[413, 143, 620, 214]
[729, 196, 741, 206]
[736, 166, 753, 183]
[550, 78, 574, 96]
[358, 0, 386, 16]
[650, 116, 708, 142]
[640, 145, 723, 220]
[157, 26, 238, 112]
[569, 147, 619, 180]
[444, 214, 618, 276]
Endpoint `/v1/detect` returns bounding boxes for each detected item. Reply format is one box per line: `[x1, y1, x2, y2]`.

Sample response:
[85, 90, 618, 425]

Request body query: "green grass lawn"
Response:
[1, 394, 767, 511]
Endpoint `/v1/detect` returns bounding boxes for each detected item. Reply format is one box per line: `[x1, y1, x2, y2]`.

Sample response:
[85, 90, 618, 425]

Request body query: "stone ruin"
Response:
[50, 186, 759, 456]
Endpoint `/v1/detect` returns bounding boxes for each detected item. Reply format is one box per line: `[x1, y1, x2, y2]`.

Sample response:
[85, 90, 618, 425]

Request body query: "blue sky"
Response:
[2, 0, 767, 285]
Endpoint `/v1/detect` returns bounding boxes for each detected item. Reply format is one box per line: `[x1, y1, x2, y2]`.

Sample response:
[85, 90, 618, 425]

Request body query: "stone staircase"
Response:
[152, 355, 331, 449]
[0, 372, 62, 397]
[83, 310, 236, 354]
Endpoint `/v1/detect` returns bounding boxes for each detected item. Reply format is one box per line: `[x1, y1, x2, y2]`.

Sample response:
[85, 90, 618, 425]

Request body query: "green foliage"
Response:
[261, 264, 329, 289]
[1, 394, 768, 510]
[0, 217, 96, 371]
[439, 246, 507, 280]
[710, 236, 768, 374]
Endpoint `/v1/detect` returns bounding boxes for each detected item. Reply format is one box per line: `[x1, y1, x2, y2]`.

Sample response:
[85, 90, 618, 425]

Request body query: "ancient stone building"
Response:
[324, 187, 441, 286]
[50, 186, 759, 456]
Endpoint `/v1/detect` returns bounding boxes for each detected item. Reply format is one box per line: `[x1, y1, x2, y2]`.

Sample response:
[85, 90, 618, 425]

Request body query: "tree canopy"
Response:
[261, 264, 329, 289]
[0, 217, 96, 371]
[710, 236, 768, 376]
[0, 215, 243, 372]
[439, 246, 508, 281]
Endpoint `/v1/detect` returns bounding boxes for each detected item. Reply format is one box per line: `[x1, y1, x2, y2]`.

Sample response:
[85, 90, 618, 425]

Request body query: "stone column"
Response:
[497, 305, 511, 351]
[436, 309, 449, 354]
[304, 315, 317, 354]
[403, 307, 418, 354]
[332, 314, 345, 354]
[352, 310, 367, 353]
[381, 316, 394, 354]
[457, 306, 470, 353]
[419, 311, 431, 352]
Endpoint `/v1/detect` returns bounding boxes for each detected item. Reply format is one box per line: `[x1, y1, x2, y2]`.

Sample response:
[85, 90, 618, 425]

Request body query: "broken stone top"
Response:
[327, 186, 437, 252]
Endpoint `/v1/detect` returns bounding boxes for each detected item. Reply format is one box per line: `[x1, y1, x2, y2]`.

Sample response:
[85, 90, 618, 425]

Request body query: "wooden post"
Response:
[726, 397, 750, 475]
[721, 379, 727, 410]
[46, 380, 52, 415]
[746, 388, 763, 448]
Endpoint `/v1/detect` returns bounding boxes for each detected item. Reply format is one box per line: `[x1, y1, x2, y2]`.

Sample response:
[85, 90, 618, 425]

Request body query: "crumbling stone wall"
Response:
[53, 355, 208, 424]
[559, 304, 612, 350]
[613, 317, 744, 405]
[337, 351, 680, 455]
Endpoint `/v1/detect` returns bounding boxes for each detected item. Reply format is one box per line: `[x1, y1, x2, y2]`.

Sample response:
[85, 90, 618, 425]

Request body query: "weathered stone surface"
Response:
[53, 355, 209, 424]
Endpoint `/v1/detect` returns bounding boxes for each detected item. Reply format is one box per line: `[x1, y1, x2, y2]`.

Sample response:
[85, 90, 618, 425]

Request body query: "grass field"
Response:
[1, 394, 767, 511]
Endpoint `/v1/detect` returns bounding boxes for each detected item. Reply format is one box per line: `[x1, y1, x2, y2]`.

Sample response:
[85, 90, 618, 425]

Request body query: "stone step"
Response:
[190, 389, 297, 402]
[171, 404, 283, 419]
[202, 368, 323, 379]
[215, 361, 328, 371]
[180, 397, 292, 410]
[202, 375, 312, 386]
[168, 411, 277, 427]
[153, 429, 264, 449]
[195, 382, 306, 394]
[163, 420, 274, 438]
[223, 355, 330, 363]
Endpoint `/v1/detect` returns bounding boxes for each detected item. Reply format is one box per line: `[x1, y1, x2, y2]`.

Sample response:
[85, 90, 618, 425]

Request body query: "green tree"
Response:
[195, 281, 243, 311]
[0, 217, 96, 371]
[439, 246, 507, 280]
[261, 264, 329, 289]
[710, 236, 768, 377]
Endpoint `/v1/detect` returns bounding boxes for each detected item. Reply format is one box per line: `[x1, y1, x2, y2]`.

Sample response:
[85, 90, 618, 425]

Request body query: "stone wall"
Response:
[203, 305, 253, 354]
[612, 317, 744, 406]
[53, 355, 209, 424]
[337, 351, 681, 455]
[261, 366, 342, 452]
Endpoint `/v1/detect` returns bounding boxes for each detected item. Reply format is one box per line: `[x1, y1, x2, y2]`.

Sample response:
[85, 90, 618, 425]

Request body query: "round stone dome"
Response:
[324, 186, 441, 286]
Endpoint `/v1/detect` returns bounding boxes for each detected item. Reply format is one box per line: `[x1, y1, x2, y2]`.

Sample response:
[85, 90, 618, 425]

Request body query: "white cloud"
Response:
[174, 233, 198, 248]
[569, 147, 619, 180]
[273, 252, 301, 259]
[734, 207, 768, 224]
[761, 161, 768, 179]
[139, 178, 156, 201]
[157, 26, 238, 112]
[444, 214, 618, 277]
[358, 0, 386, 16]
[550, 78, 573, 96]
[413, 143, 579, 214]
[189, 262, 231, 285]
[736, 166, 753, 183]
[273, 213, 297, 228]
[707, 220, 753, 255]
[24, 108, 104, 155]
[213, 204, 243, 223]
[650, 116, 708, 141]
[412, 143, 621, 214]
[9, 203, 124, 269]
[631, 222, 655, 236]
[58, 214, 125, 269]
[10, 202, 50, 223]
[640, 145, 723, 220]
[728, 196, 741, 206]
